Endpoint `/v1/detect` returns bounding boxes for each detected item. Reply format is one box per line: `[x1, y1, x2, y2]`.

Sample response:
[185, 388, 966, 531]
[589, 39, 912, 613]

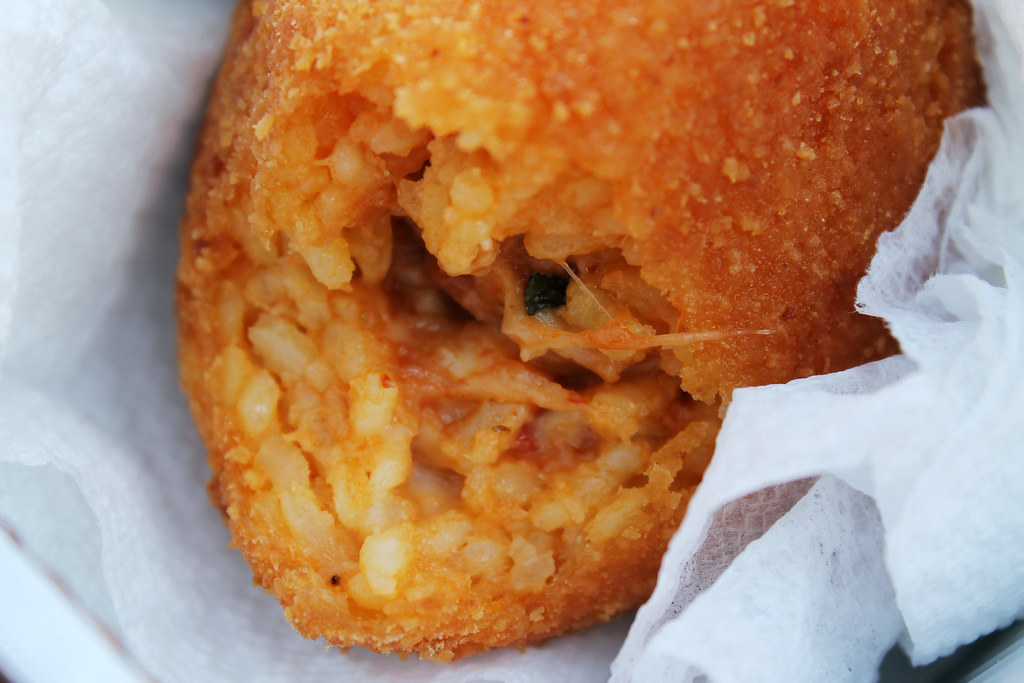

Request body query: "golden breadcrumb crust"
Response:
[177, 0, 981, 662]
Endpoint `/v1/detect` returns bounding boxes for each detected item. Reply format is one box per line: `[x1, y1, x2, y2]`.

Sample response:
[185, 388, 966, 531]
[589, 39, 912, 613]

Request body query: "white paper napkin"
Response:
[614, 0, 1024, 678]
[1, 1, 1021, 682]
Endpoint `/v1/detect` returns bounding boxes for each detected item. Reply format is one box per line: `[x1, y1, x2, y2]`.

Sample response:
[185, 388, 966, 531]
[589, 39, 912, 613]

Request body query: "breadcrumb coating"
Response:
[177, 0, 981, 661]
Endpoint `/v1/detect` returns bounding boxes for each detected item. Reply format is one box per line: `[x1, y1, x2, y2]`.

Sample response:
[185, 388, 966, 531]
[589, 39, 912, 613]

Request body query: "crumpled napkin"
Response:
[614, 0, 1024, 678]
[1, 1, 1021, 682]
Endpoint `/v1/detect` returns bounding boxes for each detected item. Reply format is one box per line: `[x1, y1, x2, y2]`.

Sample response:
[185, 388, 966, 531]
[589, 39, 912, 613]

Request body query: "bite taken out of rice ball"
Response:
[176, 0, 982, 662]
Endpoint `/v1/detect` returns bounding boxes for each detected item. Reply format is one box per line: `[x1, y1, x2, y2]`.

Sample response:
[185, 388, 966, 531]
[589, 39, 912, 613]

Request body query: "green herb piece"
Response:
[524, 272, 569, 315]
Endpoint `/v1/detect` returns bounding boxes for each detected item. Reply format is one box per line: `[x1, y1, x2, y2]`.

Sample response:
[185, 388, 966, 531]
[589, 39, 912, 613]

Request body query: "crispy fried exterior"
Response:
[177, 0, 981, 662]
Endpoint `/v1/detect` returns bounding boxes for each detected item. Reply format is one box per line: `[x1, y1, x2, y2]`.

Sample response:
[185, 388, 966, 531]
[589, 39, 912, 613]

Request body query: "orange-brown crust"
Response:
[177, 0, 981, 662]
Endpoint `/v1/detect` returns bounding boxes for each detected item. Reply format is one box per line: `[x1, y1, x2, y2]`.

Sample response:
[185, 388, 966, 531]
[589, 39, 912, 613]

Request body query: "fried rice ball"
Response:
[176, 0, 982, 661]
